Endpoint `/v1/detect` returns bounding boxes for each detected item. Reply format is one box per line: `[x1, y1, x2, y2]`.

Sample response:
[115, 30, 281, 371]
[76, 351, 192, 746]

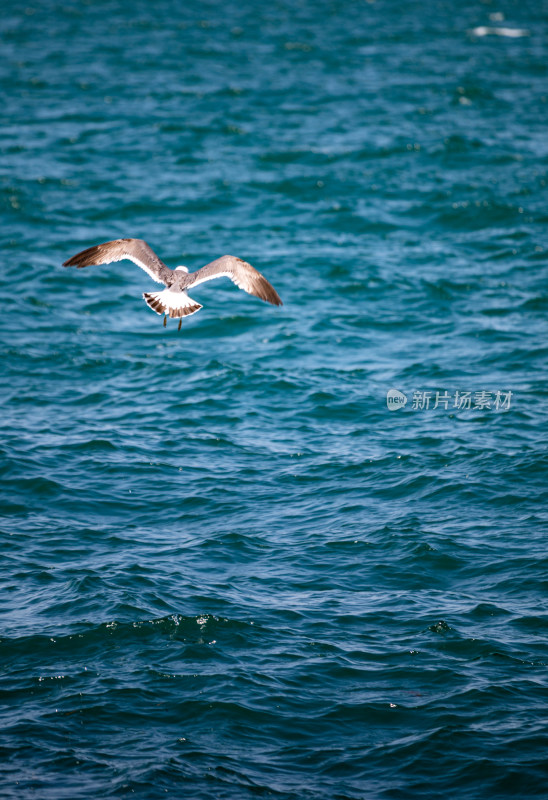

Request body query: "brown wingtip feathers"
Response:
[257, 276, 283, 306]
[63, 244, 101, 268]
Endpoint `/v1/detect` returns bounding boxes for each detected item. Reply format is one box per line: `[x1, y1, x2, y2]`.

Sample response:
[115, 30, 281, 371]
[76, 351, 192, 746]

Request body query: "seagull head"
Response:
[175, 266, 189, 273]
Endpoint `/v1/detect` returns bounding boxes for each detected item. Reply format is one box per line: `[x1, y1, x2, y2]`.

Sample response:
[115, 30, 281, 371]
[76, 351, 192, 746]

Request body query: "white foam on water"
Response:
[470, 26, 530, 38]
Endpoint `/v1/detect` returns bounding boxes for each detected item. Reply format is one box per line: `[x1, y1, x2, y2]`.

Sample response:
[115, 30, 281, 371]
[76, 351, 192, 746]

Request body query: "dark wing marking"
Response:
[185, 255, 283, 306]
[63, 239, 173, 285]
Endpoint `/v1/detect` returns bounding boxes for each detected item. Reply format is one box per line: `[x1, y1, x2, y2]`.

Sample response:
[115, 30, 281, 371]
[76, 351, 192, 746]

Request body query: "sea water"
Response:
[1, 1, 547, 797]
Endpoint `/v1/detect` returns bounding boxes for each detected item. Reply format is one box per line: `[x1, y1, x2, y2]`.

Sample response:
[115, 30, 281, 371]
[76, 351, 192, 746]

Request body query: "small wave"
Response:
[469, 26, 530, 38]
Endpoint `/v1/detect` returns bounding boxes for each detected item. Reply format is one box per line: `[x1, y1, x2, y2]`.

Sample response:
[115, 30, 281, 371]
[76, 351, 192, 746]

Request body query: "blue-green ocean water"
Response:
[1, 0, 548, 797]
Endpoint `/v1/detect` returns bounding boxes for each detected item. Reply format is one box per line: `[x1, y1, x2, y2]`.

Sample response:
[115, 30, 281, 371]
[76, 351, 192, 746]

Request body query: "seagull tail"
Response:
[143, 289, 203, 319]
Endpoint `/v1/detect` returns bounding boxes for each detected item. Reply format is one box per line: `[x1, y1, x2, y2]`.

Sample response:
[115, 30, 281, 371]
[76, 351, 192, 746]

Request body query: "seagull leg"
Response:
[178, 318, 182, 331]
[163, 315, 167, 327]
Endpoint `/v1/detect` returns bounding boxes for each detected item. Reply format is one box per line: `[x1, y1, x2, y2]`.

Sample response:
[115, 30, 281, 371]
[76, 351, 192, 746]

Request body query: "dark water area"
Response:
[1, 0, 548, 797]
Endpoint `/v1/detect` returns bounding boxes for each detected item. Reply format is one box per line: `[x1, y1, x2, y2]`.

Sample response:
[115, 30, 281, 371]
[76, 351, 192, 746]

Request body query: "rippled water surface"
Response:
[1, 0, 548, 797]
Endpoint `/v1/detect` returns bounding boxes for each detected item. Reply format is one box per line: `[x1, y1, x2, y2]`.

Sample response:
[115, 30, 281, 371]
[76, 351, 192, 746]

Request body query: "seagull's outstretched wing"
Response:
[186, 255, 283, 306]
[63, 239, 173, 285]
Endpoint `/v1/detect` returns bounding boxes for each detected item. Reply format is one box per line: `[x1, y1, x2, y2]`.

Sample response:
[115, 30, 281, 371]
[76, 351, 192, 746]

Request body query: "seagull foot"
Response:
[178, 318, 182, 331]
[163, 315, 167, 327]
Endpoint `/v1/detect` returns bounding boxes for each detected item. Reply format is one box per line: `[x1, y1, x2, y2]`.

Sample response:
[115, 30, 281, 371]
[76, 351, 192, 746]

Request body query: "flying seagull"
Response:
[63, 238, 283, 330]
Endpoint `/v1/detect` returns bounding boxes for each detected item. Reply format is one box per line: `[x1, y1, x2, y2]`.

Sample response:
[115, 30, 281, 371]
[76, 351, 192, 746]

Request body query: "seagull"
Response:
[63, 238, 283, 330]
